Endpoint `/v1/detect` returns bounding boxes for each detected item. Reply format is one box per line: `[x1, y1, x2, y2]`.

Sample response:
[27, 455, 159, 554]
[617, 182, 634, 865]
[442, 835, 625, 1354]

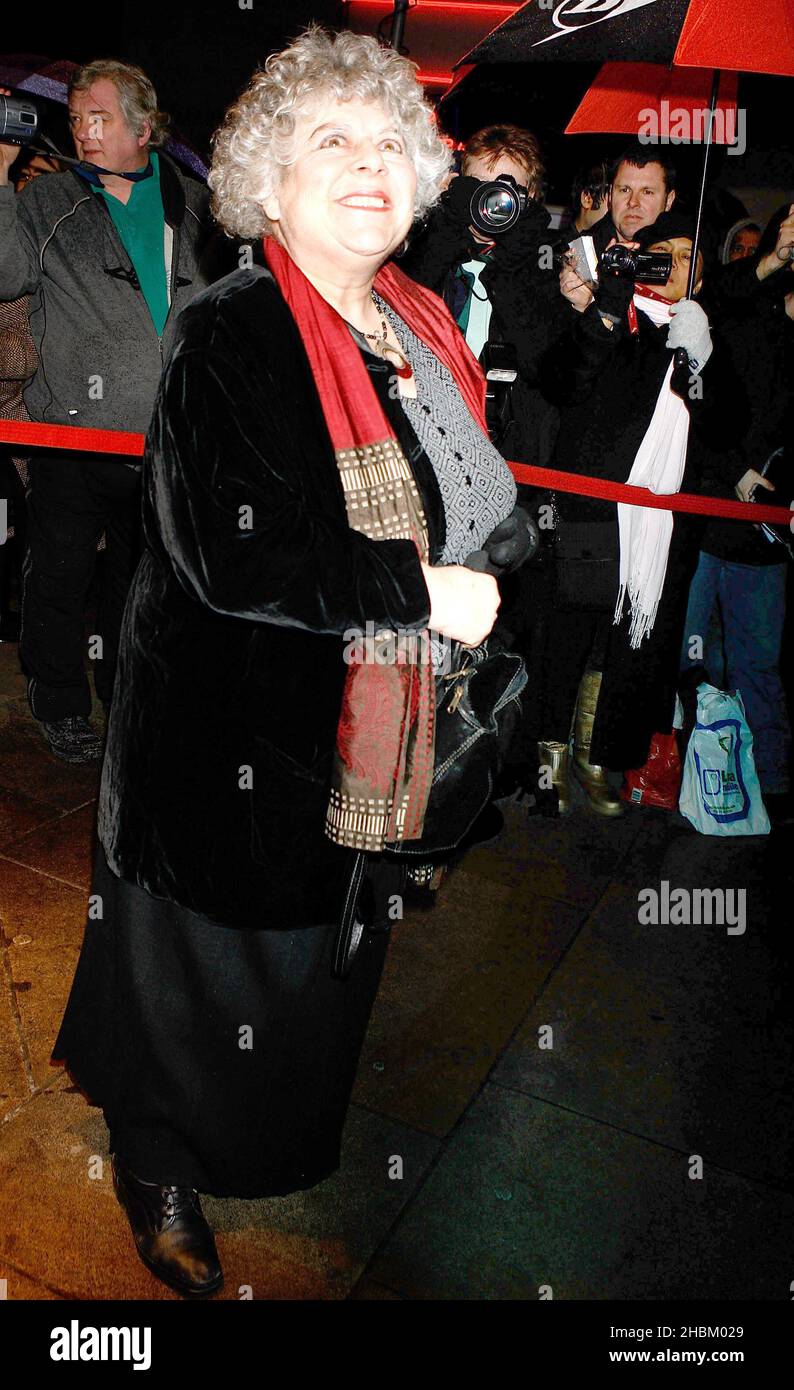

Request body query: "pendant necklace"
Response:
[360, 294, 413, 379]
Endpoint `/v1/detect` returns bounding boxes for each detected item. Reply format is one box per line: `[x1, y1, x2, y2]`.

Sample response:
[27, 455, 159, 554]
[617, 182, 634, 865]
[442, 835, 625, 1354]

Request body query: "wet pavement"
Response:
[0, 640, 792, 1301]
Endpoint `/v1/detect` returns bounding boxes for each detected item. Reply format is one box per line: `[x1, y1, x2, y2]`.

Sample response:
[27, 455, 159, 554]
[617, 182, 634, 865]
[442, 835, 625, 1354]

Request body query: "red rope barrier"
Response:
[1, 419, 792, 527]
[508, 460, 794, 527]
[0, 419, 144, 458]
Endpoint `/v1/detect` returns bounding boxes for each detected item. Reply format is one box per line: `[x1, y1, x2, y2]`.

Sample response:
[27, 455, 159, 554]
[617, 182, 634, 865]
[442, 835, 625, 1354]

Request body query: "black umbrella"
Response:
[457, 0, 793, 76]
[465, 0, 689, 65]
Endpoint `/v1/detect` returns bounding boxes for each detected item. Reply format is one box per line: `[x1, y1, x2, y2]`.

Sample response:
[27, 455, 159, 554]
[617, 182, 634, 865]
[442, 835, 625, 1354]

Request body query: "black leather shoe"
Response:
[112, 1155, 223, 1297]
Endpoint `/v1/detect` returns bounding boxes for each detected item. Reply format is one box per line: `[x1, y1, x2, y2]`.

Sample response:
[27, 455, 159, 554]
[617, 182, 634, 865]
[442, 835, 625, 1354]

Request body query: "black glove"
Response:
[594, 269, 635, 322]
[465, 506, 539, 576]
[442, 175, 483, 229]
[486, 198, 551, 273]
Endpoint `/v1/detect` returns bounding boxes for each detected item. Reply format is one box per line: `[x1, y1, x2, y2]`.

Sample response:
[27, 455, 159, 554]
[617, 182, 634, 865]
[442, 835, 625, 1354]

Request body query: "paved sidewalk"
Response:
[0, 641, 792, 1301]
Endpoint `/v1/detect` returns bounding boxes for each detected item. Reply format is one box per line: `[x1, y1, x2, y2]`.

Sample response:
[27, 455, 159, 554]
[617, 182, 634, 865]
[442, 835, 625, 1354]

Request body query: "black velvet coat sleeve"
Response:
[98, 266, 436, 932]
[145, 286, 430, 635]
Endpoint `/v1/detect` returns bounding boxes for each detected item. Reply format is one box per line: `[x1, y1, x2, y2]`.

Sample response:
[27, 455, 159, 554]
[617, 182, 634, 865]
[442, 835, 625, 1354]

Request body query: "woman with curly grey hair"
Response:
[52, 25, 530, 1297]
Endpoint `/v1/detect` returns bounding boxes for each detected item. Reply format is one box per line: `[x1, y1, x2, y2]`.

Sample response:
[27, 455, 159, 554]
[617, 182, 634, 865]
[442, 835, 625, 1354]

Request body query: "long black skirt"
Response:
[51, 845, 391, 1198]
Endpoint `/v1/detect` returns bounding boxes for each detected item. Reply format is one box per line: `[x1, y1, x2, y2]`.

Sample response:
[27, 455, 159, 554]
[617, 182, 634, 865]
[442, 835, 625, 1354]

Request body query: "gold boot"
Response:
[572, 670, 624, 817]
[537, 740, 573, 816]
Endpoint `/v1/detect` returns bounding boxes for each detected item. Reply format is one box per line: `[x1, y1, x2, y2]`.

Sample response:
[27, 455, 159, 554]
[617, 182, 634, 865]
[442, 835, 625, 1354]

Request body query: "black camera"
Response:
[0, 92, 39, 146]
[469, 174, 528, 236]
[600, 244, 672, 284]
[481, 340, 518, 451]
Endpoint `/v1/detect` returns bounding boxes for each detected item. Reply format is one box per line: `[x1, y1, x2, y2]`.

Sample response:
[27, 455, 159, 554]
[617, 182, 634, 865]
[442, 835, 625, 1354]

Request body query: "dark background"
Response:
[5, 1, 792, 219]
[6, 1, 344, 161]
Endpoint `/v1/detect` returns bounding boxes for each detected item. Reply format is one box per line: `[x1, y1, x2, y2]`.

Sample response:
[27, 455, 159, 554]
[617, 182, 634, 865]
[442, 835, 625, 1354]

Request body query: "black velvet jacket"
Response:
[98, 266, 443, 930]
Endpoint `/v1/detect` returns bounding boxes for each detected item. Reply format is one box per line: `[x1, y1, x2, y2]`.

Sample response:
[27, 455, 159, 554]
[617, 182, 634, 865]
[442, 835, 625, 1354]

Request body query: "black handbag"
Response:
[332, 641, 527, 979]
[384, 640, 528, 861]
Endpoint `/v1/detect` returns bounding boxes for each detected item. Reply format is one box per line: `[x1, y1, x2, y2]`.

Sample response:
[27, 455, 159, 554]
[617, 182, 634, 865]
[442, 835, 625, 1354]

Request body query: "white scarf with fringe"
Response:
[614, 292, 690, 648]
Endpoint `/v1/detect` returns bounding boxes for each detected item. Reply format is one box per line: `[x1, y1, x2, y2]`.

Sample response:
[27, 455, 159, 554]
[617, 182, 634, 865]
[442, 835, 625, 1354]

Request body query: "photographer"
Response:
[400, 123, 563, 473]
[535, 211, 744, 815]
[400, 124, 569, 812]
[0, 61, 213, 762]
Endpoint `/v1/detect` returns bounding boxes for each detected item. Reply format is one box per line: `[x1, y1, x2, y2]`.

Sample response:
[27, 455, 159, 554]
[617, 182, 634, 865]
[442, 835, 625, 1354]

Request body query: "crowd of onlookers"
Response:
[401, 125, 793, 827]
[0, 57, 791, 825]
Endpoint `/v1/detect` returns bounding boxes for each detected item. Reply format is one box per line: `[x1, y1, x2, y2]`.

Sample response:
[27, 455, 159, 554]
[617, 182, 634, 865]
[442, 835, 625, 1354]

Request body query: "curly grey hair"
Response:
[68, 59, 170, 147]
[209, 25, 453, 240]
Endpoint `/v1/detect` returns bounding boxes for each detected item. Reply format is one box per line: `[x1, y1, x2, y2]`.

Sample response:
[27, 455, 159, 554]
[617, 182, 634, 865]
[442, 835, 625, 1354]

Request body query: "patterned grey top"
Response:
[372, 293, 516, 564]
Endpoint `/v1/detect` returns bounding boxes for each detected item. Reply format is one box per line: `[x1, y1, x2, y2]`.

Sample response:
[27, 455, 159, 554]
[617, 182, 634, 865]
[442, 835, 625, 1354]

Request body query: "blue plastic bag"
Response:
[679, 684, 770, 836]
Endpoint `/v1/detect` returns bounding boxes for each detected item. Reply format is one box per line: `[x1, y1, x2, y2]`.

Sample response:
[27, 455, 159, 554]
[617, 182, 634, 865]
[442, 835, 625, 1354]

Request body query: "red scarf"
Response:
[264, 237, 490, 851]
[264, 239, 489, 450]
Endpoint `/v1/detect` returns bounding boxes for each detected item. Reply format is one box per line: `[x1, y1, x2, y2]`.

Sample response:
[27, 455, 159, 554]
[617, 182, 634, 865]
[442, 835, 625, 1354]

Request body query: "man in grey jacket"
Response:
[0, 59, 213, 760]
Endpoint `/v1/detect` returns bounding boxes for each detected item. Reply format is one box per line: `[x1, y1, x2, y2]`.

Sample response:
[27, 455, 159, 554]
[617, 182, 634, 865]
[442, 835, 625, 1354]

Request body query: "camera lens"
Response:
[481, 186, 516, 227]
[602, 245, 634, 276]
[470, 179, 522, 235]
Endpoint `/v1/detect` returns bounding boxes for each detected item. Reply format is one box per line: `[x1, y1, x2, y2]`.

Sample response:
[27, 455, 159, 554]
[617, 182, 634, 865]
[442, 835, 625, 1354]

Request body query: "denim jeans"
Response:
[680, 551, 791, 793]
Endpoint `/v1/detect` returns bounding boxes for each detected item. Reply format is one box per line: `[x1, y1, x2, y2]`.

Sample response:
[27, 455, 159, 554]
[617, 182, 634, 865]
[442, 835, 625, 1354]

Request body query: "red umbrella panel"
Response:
[673, 0, 794, 77]
[565, 63, 740, 144]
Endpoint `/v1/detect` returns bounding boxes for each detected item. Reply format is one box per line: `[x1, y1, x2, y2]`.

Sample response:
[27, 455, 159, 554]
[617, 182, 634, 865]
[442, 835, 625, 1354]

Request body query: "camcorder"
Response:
[600, 243, 673, 284]
[0, 92, 39, 145]
[559, 235, 673, 288]
[469, 174, 528, 236]
[0, 89, 139, 182]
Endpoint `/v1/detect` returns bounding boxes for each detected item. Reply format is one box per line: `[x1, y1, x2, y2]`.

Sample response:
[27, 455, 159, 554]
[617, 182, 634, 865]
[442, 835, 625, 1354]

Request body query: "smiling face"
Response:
[643, 237, 703, 302]
[68, 78, 150, 173]
[263, 95, 417, 283]
[609, 160, 674, 242]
